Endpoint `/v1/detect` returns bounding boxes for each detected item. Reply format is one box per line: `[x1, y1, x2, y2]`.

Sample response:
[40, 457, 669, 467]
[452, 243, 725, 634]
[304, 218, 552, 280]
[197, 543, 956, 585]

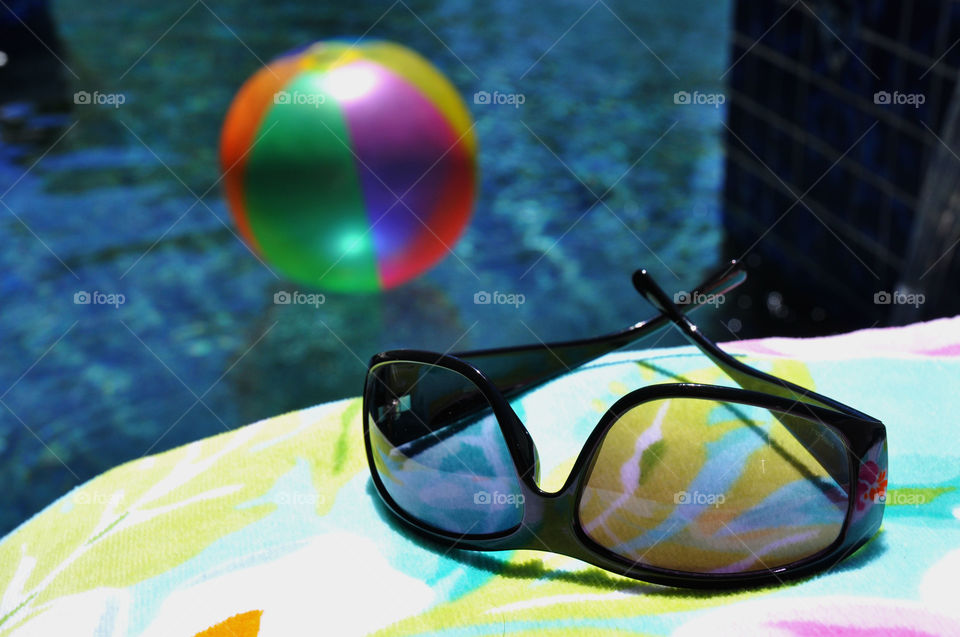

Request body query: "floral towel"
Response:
[2, 318, 959, 636]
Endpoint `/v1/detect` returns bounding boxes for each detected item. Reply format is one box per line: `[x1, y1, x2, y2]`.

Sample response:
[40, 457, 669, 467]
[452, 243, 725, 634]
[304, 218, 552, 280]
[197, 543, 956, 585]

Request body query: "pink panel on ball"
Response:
[337, 60, 474, 288]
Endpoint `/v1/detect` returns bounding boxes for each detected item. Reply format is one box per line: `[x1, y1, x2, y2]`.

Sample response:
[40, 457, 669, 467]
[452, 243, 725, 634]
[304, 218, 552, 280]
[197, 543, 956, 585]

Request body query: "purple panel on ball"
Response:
[335, 60, 457, 267]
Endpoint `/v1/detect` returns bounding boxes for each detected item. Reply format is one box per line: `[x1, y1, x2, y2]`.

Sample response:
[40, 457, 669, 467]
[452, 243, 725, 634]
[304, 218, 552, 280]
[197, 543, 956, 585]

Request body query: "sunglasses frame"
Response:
[363, 262, 887, 588]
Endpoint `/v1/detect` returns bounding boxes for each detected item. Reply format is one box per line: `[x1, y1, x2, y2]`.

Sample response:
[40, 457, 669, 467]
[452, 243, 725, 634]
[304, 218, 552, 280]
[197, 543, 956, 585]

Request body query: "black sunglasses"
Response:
[362, 261, 887, 588]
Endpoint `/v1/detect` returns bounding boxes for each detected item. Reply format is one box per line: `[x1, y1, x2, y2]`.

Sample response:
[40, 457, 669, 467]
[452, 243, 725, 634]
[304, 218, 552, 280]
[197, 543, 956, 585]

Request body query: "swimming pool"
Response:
[0, 0, 730, 534]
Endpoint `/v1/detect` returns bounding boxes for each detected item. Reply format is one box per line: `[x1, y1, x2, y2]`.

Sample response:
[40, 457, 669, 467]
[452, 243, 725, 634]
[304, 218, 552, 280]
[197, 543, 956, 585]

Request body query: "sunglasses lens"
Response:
[365, 361, 524, 536]
[578, 398, 850, 574]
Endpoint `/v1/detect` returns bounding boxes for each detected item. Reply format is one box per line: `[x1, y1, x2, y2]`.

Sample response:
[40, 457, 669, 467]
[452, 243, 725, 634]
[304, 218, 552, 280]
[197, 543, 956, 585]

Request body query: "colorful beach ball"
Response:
[220, 40, 477, 293]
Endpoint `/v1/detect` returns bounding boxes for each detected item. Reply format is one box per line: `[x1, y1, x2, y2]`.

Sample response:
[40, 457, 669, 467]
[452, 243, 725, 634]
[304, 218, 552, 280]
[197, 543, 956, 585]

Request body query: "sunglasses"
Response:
[362, 261, 887, 588]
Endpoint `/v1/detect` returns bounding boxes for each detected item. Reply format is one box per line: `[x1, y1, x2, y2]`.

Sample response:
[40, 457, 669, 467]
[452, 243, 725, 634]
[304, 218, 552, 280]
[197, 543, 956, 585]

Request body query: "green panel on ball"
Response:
[243, 71, 380, 292]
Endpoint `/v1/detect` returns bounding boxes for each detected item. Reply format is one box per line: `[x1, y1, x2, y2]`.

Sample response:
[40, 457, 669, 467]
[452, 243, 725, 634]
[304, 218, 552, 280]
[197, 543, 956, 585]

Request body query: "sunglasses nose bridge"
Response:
[514, 487, 585, 555]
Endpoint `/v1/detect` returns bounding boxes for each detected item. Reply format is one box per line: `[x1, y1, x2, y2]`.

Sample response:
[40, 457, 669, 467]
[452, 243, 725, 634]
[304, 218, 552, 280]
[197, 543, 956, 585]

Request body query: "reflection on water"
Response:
[0, 0, 730, 533]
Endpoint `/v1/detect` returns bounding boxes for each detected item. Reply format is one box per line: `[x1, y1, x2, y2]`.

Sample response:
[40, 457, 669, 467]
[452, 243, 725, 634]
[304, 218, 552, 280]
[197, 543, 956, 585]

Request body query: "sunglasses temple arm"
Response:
[456, 262, 747, 400]
[632, 268, 880, 424]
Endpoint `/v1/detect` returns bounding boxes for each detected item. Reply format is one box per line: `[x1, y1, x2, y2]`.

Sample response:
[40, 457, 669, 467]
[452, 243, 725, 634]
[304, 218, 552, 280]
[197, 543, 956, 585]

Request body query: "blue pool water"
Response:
[0, 0, 730, 534]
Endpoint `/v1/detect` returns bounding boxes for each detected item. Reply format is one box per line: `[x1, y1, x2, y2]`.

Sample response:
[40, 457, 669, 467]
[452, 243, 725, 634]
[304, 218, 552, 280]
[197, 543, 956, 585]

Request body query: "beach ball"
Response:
[220, 40, 477, 293]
